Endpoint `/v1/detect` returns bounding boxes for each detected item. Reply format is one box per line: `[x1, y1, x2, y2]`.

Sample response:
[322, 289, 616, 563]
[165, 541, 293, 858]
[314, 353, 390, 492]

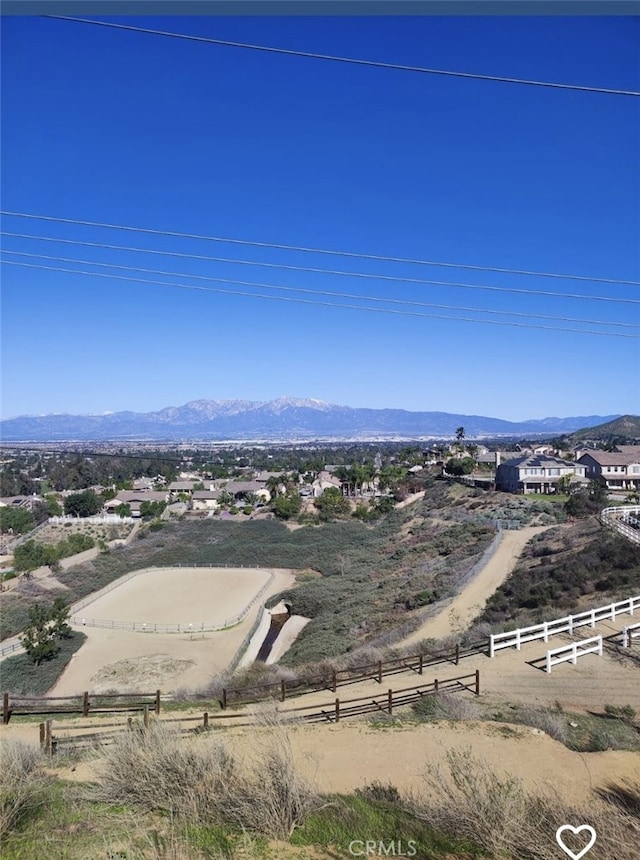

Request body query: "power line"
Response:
[2, 232, 638, 305]
[4, 249, 640, 327]
[2, 212, 637, 287]
[3, 259, 639, 340]
[44, 15, 640, 98]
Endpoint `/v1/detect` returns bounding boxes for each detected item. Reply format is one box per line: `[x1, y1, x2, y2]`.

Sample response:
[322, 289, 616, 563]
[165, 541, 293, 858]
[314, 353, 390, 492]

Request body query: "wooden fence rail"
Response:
[3, 689, 161, 724]
[41, 670, 481, 754]
[219, 641, 484, 708]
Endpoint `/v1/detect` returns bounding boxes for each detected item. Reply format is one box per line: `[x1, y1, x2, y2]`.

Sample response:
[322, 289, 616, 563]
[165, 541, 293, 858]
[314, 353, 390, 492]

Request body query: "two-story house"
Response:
[577, 448, 640, 491]
[495, 454, 587, 494]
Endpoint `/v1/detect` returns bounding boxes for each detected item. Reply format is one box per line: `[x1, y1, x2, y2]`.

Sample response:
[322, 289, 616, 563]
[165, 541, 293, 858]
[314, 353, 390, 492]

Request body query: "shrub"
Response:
[0, 739, 45, 840]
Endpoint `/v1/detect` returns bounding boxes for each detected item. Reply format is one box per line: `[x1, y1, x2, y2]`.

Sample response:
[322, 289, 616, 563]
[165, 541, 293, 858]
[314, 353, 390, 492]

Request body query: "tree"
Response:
[115, 503, 132, 518]
[273, 492, 302, 520]
[456, 426, 466, 442]
[0, 506, 35, 535]
[45, 494, 63, 516]
[445, 457, 475, 476]
[314, 487, 350, 520]
[64, 490, 102, 518]
[21, 603, 58, 666]
[140, 500, 166, 520]
[50, 597, 72, 639]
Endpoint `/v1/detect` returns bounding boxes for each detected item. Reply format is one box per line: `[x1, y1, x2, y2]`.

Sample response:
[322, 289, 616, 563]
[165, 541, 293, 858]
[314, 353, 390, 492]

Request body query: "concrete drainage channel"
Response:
[238, 601, 308, 669]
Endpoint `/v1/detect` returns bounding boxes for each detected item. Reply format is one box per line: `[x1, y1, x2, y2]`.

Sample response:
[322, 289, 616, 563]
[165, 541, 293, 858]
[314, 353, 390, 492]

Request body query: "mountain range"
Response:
[0, 398, 622, 442]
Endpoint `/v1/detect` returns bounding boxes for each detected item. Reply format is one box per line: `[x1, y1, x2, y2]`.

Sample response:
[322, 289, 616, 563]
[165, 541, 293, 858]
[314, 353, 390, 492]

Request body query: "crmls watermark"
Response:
[348, 840, 418, 857]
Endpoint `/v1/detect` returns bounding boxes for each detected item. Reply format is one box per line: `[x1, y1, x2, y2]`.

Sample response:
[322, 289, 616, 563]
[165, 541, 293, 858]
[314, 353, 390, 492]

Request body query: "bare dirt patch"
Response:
[91, 654, 195, 689]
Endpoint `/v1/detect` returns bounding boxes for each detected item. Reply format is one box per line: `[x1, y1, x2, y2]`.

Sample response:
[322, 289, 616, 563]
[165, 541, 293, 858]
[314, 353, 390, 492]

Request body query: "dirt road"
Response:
[400, 525, 552, 646]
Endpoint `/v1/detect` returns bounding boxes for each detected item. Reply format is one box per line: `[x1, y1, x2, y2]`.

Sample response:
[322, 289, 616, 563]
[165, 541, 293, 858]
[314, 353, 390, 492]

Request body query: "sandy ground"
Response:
[3, 717, 638, 807]
[75, 566, 273, 627]
[399, 526, 552, 646]
[48, 568, 297, 696]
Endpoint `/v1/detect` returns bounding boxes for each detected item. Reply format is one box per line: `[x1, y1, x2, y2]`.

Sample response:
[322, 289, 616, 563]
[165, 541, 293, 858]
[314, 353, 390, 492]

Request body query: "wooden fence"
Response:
[219, 641, 485, 709]
[3, 690, 161, 724]
[41, 670, 481, 755]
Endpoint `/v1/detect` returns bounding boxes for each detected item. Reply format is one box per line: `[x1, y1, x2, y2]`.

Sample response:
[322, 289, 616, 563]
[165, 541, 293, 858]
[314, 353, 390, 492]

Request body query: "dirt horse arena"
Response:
[49, 566, 296, 697]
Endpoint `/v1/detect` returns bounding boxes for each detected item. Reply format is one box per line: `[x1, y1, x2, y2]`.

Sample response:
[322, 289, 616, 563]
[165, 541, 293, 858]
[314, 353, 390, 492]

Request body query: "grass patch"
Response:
[290, 790, 482, 858]
[1, 631, 87, 695]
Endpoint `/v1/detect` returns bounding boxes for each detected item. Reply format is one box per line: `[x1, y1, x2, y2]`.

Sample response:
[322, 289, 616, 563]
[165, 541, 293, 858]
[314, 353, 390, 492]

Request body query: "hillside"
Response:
[569, 414, 640, 443]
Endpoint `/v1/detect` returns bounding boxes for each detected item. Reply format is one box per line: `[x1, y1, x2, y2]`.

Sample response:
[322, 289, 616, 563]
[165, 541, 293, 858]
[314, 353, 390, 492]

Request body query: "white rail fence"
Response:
[489, 596, 640, 657]
[70, 565, 275, 634]
[546, 636, 603, 673]
[600, 506, 640, 546]
[622, 623, 640, 648]
[48, 515, 135, 525]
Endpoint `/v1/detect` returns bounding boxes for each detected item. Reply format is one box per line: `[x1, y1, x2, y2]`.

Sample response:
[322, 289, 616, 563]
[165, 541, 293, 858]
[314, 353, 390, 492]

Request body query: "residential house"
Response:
[224, 481, 270, 503]
[577, 448, 640, 491]
[496, 454, 587, 494]
[104, 490, 169, 517]
[191, 490, 222, 512]
[311, 471, 343, 498]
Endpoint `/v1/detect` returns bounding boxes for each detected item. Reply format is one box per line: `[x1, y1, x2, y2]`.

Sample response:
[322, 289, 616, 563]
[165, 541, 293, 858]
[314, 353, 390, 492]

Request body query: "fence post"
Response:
[419, 653, 423, 675]
[388, 689, 393, 715]
[455, 643, 459, 665]
[335, 698, 340, 723]
[378, 660, 382, 684]
[39, 722, 45, 749]
[543, 622, 549, 643]
[332, 669, 337, 693]
[83, 691, 89, 718]
[143, 705, 149, 729]
[280, 679, 286, 702]
[516, 629, 521, 651]
[475, 669, 480, 696]
[489, 636, 495, 658]
[221, 689, 227, 710]
[45, 720, 52, 757]
[155, 690, 161, 716]
[571, 644, 578, 665]
[127, 717, 133, 730]
[203, 712, 209, 728]
[434, 678, 439, 693]
[3, 692, 9, 725]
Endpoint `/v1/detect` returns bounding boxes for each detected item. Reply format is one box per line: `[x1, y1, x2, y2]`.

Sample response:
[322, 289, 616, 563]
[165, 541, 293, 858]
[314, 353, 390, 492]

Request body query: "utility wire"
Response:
[2, 212, 638, 287]
[2, 232, 638, 306]
[3, 259, 639, 340]
[3, 249, 640, 327]
[44, 15, 640, 98]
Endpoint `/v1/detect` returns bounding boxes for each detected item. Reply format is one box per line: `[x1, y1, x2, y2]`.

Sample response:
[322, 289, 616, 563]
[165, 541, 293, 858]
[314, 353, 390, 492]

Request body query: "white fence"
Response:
[70, 565, 275, 634]
[545, 636, 603, 673]
[600, 506, 640, 546]
[489, 595, 640, 657]
[48, 515, 135, 525]
[622, 623, 640, 648]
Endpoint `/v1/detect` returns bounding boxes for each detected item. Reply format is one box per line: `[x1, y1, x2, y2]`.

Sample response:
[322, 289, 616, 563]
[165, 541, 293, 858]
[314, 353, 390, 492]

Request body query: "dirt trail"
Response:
[400, 525, 552, 646]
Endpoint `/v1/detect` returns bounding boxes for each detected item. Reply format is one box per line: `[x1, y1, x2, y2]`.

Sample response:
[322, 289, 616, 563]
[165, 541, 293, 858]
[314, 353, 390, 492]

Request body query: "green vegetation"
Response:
[0, 506, 35, 535]
[14, 533, 96, 573]
[1, 632, 87, 695]
[478, 518, 640, 626]
[63, 490, 103, 518]
[20, 598, 72, 665]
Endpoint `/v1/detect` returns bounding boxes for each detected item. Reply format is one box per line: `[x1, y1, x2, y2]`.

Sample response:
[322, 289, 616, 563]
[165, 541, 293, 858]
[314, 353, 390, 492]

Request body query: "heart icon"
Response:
[555, 825, 597, 860]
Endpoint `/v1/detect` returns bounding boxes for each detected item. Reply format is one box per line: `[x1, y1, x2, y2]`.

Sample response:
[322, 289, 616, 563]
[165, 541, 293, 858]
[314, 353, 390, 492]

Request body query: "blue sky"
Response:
[1, 13, 639, 422]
